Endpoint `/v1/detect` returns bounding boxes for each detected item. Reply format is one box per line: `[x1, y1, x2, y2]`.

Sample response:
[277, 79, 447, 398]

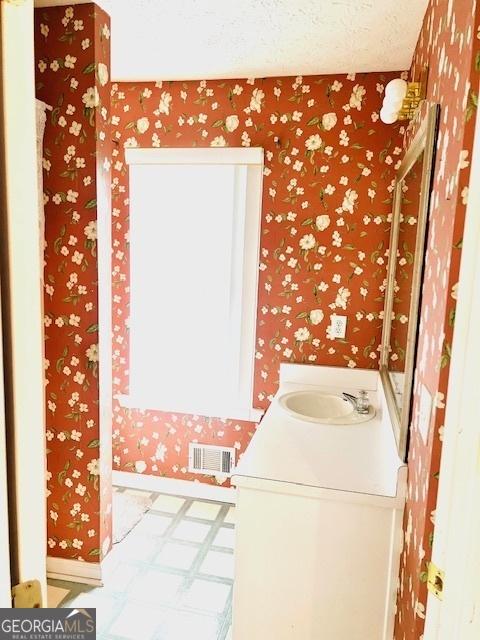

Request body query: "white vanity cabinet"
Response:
[231, 365, 407, 640]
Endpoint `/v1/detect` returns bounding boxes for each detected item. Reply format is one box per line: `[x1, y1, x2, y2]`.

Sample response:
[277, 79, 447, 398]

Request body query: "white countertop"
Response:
[232, 365, 406, 500]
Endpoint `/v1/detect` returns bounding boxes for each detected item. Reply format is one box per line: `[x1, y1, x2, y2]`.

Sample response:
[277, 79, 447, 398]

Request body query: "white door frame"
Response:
[423, 98, 480, 637]
[0, 281, 12, 607]
[0, 0, 47, 603]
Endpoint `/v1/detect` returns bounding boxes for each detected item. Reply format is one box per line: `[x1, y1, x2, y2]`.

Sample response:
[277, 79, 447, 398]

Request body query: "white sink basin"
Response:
[278, 390, 375, 424]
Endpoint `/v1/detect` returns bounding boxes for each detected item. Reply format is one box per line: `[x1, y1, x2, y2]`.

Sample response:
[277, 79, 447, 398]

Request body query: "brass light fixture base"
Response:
[398, 67, 429, 120]
[397, 82, 423, 120]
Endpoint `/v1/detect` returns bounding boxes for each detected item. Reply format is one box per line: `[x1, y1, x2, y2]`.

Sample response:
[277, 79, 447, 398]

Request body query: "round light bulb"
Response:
[386, 97, 404, 112]
[385, 78, 408, 100]
[380, 106, 398, 124]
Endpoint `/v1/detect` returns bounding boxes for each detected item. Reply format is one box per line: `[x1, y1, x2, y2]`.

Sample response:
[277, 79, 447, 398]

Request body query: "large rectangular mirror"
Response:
[380, 102, 439, 461]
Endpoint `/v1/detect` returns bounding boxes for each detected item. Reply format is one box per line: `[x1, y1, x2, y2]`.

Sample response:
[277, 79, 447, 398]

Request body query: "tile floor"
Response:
[48, 487, 235, 640]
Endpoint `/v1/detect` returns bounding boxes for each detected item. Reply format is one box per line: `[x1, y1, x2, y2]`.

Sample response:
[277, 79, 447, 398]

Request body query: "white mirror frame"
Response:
[380, 102, 439, 461]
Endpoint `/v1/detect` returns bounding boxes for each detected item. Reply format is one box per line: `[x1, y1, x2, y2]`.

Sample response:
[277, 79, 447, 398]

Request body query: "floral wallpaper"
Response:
[35, 7, 479, 617]
[394, 0, 480, 637]
[110, 73, 404, 482]
[34, 3, 112, 562]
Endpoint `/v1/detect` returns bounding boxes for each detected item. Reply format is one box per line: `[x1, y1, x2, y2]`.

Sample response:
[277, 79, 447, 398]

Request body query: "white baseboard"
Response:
[46, 556, 103, 587]
[112, 470, 236, 504]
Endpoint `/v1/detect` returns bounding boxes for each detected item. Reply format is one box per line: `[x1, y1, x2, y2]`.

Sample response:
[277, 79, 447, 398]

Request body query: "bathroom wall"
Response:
[110, 73, 404, 480]
[395, 0, 480, 637]
[35, 3, 112, 562]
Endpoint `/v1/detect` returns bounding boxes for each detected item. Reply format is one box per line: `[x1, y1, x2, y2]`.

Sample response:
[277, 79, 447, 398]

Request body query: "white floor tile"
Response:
[129, 569, 184, 606]
[186, 501, 222, 520]
[155, 542, 198, 571]
[223, 507, 236, 524]
[69, 591, 118, 632]
[160, 609, 219, 640]
[212, 526, 235, 549]
[115, 533, 159, 562]
[132, 513, 172, 535]
[182, 579, 230, 614]
[151, 494, 186, 514]
[101, 544, 121, 574]
[102, 562, 140, 593]
[173, 519, 211, 543]
[199, 550, 234, 579]
[108, 602, 162, 639]
[54, 495, 234, 638]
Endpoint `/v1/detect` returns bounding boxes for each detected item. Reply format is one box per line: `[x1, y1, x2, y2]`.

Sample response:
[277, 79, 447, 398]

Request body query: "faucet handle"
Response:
[357, 390, 370, 413]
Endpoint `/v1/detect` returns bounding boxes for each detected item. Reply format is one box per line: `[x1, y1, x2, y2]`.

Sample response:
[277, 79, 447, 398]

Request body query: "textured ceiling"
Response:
[35, 0, 429, 81]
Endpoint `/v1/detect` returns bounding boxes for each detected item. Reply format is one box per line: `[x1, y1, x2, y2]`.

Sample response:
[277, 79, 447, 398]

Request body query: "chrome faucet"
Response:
[342, 390, 370, 414]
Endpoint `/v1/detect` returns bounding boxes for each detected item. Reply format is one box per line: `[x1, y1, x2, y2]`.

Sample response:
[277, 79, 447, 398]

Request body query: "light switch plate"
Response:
[330, 314, 347, 339]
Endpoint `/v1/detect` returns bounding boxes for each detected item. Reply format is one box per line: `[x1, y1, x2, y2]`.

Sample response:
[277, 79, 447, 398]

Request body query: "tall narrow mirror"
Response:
[380, 103, 439, 461]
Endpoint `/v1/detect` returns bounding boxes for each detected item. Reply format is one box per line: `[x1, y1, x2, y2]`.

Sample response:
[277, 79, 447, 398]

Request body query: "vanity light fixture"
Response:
[380, 78, 424, 123]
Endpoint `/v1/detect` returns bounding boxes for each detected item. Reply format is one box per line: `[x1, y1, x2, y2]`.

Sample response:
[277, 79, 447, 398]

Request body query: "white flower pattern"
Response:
[33, 7, 478, 636]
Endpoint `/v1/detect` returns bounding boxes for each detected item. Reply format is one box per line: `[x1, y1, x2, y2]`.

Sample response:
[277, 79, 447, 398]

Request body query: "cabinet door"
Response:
[233, 485, 396, 639]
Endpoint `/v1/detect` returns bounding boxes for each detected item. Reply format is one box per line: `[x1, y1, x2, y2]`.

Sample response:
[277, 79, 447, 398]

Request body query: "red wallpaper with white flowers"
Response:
[110, 74, 404, 482]
[35, 3, 112, 562]
[35, 6, 479, 614]
[395, 0, 480, 637]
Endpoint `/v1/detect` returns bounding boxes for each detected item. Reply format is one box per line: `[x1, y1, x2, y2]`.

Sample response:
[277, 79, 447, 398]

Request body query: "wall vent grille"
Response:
[188, 443, 235, 477]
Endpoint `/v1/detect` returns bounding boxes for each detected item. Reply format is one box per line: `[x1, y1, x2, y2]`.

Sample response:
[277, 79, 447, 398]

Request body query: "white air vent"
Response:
[188, 443, 235, 477]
